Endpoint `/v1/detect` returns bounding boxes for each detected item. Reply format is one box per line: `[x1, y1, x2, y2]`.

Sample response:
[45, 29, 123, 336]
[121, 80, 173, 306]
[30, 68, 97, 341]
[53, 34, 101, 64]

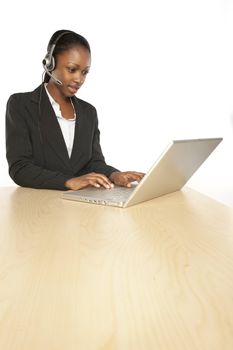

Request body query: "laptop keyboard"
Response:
[96, 186, 135, 201]
[65, 185, 136, 206]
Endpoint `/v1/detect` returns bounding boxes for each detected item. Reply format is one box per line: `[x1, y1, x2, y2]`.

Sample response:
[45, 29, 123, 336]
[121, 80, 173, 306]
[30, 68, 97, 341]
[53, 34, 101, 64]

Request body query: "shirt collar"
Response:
[44, 83, 76, 121]
[44, 83, 59, 107]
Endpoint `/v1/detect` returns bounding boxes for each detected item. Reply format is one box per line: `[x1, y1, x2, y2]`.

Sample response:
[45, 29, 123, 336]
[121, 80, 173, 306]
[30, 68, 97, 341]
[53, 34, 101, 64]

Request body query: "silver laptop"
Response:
[62, 138, 222, 208]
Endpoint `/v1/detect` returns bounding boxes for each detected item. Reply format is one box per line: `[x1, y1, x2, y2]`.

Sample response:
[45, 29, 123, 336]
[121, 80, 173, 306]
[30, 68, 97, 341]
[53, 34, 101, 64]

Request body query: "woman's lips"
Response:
[68, 85, 80, 94]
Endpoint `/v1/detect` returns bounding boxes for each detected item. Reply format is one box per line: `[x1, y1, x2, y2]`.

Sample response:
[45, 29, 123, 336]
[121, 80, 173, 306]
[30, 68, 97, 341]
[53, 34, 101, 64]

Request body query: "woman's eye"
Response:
[82, 70, 89, 76]
[67, 68, 76, 73]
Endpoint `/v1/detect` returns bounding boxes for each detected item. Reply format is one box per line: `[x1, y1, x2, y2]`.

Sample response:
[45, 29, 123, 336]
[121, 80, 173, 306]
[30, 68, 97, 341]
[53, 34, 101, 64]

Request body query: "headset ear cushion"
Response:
[47, 56, 55, 71]
[43, 53, 55, 71]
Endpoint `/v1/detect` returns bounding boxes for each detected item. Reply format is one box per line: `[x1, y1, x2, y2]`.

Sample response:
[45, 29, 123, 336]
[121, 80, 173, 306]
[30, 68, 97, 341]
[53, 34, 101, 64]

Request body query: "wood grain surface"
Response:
[0, 187, 233, 350]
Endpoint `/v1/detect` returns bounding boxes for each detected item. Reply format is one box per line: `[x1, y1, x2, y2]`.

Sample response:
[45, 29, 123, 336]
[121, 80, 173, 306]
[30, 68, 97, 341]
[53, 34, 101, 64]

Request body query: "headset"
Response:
[42, 30, 72, 85]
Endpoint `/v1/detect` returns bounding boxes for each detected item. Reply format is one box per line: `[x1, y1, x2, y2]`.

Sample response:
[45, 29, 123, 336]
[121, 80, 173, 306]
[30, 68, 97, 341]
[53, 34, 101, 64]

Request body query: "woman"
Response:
[6, 29, 144, 191]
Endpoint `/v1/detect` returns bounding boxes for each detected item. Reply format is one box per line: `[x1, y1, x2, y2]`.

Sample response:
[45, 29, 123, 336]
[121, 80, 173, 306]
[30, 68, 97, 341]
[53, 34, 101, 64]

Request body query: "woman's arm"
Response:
[79, 109, 119, 177]
[6, 94, 71, 190]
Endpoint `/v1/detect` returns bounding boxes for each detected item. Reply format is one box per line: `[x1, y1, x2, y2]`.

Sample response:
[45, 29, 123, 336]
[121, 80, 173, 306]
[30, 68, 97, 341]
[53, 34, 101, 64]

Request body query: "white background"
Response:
[1, 0, 233, 207]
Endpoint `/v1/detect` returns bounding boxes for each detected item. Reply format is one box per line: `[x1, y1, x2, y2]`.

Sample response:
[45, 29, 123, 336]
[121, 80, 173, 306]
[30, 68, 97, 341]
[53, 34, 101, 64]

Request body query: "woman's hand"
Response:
[65, 172, 114, 190]
[109, 171, 145, 188]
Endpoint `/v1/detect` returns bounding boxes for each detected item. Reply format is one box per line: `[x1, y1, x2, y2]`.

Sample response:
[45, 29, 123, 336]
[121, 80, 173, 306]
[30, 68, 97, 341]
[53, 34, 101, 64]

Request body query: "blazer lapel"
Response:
[70, 97, 87, 168]
[31, 85, 71, 169]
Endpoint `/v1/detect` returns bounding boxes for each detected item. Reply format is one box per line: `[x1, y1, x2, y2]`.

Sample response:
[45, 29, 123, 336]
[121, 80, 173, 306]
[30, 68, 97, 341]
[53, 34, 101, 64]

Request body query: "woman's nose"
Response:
[74, 71, 83, 83]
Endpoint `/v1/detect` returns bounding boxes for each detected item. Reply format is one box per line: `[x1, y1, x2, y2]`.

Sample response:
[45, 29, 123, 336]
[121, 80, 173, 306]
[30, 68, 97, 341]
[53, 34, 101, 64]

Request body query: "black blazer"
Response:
[5, 84, 118, 190]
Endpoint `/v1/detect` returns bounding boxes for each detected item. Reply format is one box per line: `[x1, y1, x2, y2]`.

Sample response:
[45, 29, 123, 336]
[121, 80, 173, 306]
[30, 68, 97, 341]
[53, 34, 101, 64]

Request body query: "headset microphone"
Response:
[42, 60, 62, 85]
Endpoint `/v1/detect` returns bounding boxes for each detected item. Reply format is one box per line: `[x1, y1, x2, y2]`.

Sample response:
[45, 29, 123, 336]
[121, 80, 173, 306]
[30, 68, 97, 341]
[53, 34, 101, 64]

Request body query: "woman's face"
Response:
[50, 45, 91, 97]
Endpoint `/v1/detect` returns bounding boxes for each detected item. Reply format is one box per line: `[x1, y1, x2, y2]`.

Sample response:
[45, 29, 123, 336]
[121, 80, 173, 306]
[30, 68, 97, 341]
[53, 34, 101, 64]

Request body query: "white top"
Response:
[44, 84, 76, 158]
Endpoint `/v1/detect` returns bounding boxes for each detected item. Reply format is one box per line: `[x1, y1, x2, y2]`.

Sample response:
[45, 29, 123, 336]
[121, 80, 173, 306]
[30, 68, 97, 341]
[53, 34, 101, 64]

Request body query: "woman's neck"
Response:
[46, 81, 69, 104]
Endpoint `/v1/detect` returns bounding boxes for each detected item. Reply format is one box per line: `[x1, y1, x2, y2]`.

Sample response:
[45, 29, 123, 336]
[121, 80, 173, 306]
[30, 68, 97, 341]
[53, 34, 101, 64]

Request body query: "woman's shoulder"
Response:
[7, 85, 41, 105]
[8, 91, 30, 102]
[73, 96, 97, 113]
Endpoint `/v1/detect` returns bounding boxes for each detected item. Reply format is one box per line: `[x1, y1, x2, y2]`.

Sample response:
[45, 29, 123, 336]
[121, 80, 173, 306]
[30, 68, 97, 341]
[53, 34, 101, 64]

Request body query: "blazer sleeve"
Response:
[5, 94, 71, 190]
[81, 108, 119, 176]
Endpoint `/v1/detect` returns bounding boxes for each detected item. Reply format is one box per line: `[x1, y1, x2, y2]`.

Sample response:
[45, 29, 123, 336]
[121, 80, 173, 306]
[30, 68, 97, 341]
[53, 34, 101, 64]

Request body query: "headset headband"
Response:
[43, 30, 72, 71]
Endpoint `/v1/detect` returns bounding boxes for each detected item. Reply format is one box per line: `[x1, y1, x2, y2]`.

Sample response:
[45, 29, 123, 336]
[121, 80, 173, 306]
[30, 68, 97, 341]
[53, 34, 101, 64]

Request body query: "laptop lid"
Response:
[124, 138, 222, 207]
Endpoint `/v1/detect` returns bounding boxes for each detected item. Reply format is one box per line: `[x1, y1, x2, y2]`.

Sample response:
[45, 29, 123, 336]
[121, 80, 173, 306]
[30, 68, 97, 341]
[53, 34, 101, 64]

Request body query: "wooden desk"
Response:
[0, 187, 233, 350]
